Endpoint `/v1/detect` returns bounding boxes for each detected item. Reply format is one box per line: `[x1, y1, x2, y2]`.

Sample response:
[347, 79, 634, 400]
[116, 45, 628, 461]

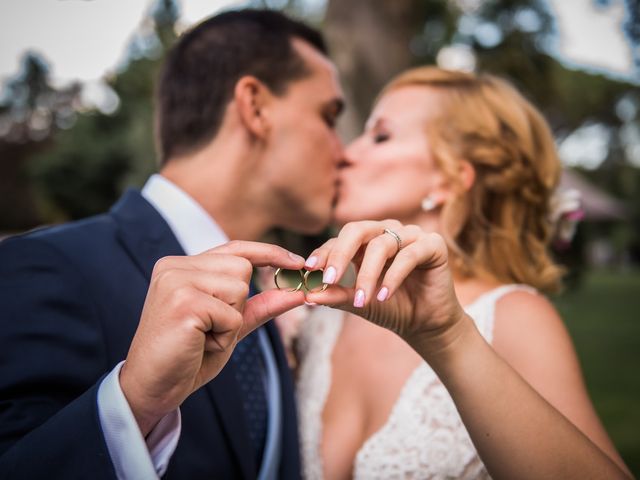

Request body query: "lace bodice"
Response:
[296, 285, 536, 479]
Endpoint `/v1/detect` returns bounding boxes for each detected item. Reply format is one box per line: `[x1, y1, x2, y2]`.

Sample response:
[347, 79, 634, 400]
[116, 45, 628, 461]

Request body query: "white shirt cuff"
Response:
[97, 361, 181, 479]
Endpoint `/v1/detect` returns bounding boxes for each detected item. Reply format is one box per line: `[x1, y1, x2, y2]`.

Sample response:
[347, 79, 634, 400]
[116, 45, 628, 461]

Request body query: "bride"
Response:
[294, 67, 631, 479]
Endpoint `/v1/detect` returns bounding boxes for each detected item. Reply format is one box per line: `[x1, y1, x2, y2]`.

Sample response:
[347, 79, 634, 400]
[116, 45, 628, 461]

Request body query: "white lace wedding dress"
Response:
[296, 284, 536, 480]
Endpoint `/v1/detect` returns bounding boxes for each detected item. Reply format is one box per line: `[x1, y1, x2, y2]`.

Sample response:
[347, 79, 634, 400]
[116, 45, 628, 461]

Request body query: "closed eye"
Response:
[324, 113, 337, 128]
[373, 132, 390, 143]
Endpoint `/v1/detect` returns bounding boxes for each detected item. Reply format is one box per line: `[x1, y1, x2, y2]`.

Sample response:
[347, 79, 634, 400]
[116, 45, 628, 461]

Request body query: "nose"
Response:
[340, 138, 360, 167]
[331, 133, 347, 167]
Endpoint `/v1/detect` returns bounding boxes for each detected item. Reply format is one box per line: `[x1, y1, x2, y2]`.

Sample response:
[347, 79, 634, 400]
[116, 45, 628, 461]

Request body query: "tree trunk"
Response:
[325, 0, 425, 139]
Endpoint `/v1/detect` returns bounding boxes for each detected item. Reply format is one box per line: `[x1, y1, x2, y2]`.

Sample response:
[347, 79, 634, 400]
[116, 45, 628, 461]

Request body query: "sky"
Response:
[0, 0, 245, 86]
[0, 0, 637, 169]
[0, 0, 636, 87]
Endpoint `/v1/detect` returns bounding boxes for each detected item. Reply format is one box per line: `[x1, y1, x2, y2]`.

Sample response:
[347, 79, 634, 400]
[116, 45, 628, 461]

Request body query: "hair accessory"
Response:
[383, 228, 402, 254]
[549, 188, 584, 249]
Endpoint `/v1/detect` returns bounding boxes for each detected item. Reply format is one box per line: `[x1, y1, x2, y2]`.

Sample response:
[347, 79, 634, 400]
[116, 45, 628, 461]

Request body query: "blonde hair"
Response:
[383, 67, 564, 292]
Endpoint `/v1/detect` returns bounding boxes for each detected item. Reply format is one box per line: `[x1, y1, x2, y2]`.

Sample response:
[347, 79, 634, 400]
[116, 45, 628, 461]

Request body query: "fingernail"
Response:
[323, 266, 337, 284]
[289, 252, 305, 263]
[377, 287, 389, 302]
[305, 256, 318, 268]
[304, 301, 318, 306]
[353, 289, 365, 308]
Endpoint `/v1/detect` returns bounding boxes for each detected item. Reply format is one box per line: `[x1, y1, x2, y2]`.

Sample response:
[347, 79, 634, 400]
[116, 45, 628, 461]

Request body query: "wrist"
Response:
[119, 362, 166, 437]
[407, 311, 480, 370]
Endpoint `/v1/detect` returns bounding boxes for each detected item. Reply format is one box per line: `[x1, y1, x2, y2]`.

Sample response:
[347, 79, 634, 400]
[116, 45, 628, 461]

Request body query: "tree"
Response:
[0, 52, 81, 230]
[24, 0, 180, 221]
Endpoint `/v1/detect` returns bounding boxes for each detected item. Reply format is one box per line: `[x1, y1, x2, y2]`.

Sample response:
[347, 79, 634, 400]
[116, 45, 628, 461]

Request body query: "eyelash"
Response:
[373, 132, 389, 143]
[324, 114, 336, 128]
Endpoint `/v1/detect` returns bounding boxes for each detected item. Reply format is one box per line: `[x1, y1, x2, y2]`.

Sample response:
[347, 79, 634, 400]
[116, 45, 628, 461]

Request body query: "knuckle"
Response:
[370, 235, 389, 249]
[152, 268, 174, 288]
[170, 286, 194, 311]
[427, 232, 445, 246]
[340, 222, 358, 237]
[328, 247, 348, 264]
[383, 219, 402, 228]
[232, 310, 244, 329]
[235, 280, 250, 300]
[407, 224, 422, 236]
[357, 270, 377, 285]
[152, 256, 175, 275]
[402, 248, 419, 263]
[236, 257, 253, 279]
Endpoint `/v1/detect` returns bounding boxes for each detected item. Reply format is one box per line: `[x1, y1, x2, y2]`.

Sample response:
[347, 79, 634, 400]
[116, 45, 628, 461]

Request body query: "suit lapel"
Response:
[110, 189, 256, 479]
[110, 189, 185, 278]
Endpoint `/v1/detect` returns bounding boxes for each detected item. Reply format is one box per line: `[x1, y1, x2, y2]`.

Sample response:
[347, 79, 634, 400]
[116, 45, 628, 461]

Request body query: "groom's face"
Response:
[265, 39, 345, 234]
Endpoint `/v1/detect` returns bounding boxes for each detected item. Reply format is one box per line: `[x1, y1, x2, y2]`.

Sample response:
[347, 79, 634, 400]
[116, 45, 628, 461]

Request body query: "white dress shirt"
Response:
[97, 174, 281, 479]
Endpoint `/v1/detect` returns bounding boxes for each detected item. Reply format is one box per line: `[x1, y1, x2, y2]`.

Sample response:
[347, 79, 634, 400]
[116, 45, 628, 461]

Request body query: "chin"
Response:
[332, 203, 364, 226]
[289, 208, 332, 235]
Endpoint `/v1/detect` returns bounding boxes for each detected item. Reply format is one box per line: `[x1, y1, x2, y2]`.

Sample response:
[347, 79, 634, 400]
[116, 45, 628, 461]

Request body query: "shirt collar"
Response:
[141, 174, 229, 255]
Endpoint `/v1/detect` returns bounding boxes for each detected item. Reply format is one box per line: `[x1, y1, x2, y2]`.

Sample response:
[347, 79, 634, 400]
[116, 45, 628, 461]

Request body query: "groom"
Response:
[0, 9, 344, 479]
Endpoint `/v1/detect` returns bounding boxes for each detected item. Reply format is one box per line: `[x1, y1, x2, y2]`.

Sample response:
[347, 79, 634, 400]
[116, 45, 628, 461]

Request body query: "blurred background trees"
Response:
[1, 0, 637, 269]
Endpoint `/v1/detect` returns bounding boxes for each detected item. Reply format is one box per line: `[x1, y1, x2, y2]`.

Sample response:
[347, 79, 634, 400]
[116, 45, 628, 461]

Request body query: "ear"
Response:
[458, 160, 476, 192]
[427, 160, 476, 208]
[234, 76, 272, 139]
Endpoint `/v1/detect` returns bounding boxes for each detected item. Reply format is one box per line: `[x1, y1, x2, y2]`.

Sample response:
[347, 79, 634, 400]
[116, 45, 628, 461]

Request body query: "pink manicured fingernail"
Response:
[377, 287, 389, 302]
[289, 252, 305, 263]
[305, 256, 318, 268]
[353, 289, 365, 308]
[323, 266, 337, 284]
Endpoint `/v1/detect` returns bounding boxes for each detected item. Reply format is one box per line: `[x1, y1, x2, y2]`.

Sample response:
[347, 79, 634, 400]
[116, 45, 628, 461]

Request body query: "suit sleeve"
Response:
[0, 236, 117, 479]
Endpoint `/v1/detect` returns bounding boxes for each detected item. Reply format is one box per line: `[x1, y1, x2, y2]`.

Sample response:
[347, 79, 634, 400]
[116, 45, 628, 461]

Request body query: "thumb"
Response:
[305, 285, 365, 317]
[239, 289, 306, 339]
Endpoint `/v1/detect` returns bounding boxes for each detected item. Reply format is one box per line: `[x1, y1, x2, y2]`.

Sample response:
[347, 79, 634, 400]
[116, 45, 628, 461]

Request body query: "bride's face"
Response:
[333, 86, 448, 226]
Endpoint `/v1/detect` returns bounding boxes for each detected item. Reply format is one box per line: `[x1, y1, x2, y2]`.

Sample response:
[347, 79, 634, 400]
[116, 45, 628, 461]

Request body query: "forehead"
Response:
[289, 38, 344, 101]
[368, 86, 444, 129]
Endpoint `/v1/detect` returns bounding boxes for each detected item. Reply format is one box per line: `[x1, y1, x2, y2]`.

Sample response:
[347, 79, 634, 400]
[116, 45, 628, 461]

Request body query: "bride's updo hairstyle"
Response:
[381, 67, 564, 292]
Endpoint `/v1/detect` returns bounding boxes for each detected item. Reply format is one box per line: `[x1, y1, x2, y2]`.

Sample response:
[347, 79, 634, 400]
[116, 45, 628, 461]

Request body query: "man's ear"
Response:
[234, 76, 272, 139]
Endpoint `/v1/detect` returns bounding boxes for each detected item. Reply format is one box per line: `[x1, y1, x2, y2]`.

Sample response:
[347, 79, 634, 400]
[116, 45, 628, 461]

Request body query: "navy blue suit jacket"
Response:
[0, 190, 301, 479]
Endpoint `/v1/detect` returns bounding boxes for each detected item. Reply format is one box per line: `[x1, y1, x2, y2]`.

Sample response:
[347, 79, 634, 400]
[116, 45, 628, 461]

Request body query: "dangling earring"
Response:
[421, 195, 438, 212]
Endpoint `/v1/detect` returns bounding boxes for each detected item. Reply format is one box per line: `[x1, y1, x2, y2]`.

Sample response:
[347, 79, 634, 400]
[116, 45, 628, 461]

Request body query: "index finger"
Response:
[208, 240, 306, 269]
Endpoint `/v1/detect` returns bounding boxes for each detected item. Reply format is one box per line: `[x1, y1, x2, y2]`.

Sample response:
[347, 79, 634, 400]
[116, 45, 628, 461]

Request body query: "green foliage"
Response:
[554, 269, 640, 476]
[25, 0, 178, 222]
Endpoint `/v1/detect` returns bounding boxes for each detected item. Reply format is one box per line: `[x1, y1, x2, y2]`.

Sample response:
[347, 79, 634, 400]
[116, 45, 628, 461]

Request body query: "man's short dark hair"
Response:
[156, 9, 327, 165]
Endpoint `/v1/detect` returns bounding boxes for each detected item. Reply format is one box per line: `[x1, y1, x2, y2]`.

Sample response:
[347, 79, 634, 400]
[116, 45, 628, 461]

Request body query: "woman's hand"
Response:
[304, 220, 468, 356]
[306, 221, 632, 480]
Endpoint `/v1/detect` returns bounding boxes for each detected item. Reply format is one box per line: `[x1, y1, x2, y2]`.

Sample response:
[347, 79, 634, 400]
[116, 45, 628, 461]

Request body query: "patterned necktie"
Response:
[231, 324, 268, 469]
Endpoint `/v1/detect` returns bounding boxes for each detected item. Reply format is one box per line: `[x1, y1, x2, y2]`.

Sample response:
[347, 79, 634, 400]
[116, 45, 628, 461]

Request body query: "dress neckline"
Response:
[352, 283, 533, 473]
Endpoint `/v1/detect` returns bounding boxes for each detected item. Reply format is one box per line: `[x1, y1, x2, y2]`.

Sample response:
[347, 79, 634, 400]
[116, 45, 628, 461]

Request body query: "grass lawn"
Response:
[553, 269, 640, 476]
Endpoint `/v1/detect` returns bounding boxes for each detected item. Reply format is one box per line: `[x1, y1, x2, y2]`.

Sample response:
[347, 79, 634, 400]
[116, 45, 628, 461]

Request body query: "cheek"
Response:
[337, 153, 432, 220]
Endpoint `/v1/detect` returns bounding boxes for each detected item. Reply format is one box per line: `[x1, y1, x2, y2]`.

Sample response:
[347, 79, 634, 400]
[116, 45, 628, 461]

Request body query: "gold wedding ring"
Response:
[273, 268, 329, 292]
[303, 270, 329, 292]
[383, 228, 402, 254]
[274, 267, 304, 292]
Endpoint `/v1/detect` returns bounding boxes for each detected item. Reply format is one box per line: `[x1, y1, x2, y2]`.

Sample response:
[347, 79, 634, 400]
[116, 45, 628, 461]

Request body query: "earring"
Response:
[421, 195, 437, 212]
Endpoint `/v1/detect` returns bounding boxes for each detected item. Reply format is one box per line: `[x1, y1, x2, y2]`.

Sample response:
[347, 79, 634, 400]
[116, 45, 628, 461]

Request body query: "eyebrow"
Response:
[365, 117, 387, 131]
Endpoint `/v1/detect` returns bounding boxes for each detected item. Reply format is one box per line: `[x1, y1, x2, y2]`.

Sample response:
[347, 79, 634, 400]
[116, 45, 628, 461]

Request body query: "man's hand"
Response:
[120, 241, 306, 435]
